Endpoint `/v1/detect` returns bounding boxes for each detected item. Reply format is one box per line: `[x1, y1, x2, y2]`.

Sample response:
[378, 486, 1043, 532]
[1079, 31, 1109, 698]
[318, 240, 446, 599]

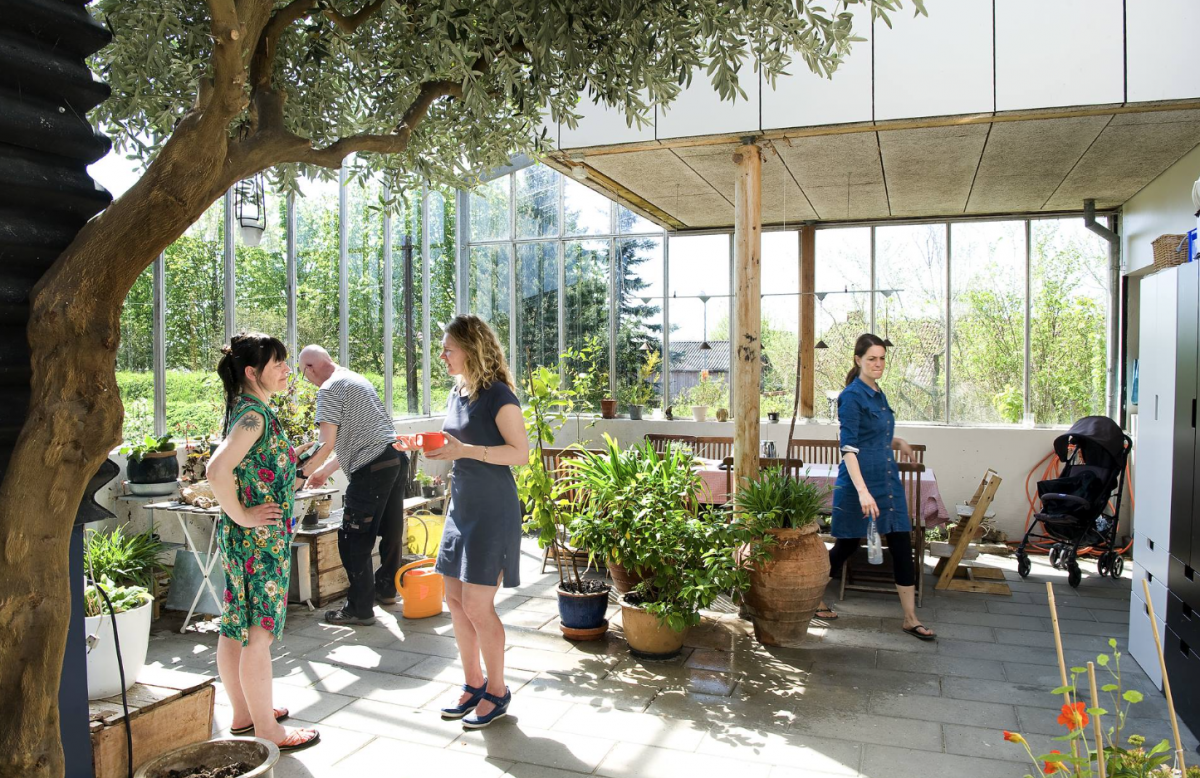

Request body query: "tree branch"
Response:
[204, 0, 249, 119]
[250, 0, 317, 92]
[324, 0, 388, 34]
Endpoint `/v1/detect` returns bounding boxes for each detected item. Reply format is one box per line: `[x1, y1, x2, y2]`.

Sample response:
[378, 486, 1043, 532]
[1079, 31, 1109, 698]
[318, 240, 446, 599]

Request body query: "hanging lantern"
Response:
[234, 174, 266, 247]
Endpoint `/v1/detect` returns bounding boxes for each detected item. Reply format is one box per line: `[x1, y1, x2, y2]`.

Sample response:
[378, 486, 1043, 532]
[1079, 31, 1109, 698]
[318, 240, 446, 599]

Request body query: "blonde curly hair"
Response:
[444, 314, 515, 401]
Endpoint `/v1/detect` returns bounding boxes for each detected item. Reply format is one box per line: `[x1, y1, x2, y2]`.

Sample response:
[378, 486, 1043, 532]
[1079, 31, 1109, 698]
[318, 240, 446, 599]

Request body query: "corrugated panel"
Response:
[0, 0, 111, 478]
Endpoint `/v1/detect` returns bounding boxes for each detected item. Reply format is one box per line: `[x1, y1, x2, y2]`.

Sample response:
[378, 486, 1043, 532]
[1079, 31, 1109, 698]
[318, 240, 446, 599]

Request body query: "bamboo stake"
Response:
[1047, 582, 1082, 770]
[1087, 661, 1105, 778]
[1141, 578, 1187, 773]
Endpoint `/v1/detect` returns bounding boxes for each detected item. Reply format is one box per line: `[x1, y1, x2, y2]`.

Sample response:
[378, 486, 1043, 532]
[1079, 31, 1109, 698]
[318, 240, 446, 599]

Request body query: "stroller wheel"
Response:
[1017, 553, 1031, 578]
[1110, 555, 1124, 579]
[1067, 563, 1082, 588]
[1097, 554, 1111, 577]
[1048, 546, 1063, 568]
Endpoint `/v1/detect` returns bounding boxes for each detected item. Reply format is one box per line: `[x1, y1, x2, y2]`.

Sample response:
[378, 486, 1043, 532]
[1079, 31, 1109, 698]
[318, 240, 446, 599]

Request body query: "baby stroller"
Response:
[1016, 416, 1132, 588]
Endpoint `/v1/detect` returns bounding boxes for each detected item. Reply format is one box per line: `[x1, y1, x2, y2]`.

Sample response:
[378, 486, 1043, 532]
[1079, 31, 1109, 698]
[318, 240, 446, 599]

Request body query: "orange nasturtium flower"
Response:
[1057, 701, 1089, 731]
[1043, 750, 1067, 774]
[1002, 730, 1027, 745]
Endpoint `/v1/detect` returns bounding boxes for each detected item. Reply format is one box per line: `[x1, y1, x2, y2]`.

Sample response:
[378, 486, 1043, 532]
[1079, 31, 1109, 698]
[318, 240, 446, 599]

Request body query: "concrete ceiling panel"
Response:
[586, 149, 715, 201]
[774, 132, 884, 188]
[879, 125, 989, 216]
[805, 183, 891, 221]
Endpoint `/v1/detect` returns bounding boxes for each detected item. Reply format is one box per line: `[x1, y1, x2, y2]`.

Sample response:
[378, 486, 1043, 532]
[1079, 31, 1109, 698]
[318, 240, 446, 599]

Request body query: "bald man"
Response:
[298, 345, 407, 626]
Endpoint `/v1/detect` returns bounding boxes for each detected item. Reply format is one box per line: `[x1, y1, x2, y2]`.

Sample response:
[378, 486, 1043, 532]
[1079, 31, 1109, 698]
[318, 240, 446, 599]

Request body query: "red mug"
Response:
[420, 432, 446, 451]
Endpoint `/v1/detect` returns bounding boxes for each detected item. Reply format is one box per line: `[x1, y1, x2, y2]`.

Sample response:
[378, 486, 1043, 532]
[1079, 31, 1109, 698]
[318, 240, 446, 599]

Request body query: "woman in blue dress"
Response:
[816, 334, 936, 641]
[400, 314, 529, 728]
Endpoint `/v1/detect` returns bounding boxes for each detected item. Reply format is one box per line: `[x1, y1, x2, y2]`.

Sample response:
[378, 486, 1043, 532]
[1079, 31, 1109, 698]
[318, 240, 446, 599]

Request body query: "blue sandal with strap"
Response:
[461, 687, 511, 729]
[441, 680, 487, 720]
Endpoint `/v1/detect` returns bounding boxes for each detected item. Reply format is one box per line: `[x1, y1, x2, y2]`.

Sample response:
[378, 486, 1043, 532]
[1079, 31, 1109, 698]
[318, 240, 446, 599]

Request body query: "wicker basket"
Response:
[1152, 234, 1189, 270]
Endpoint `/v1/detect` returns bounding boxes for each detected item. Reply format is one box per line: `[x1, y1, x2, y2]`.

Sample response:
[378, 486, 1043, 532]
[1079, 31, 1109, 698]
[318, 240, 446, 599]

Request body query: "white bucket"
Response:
[85, 598, 152, 700]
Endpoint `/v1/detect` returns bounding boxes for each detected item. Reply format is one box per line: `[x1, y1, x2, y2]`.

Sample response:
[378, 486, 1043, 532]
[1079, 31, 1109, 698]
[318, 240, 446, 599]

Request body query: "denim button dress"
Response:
[831, 377, 910, 539]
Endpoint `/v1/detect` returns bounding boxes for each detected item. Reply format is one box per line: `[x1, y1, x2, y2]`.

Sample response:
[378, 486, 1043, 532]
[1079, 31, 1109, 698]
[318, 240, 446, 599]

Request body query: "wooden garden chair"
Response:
[693, 436, 734, 462]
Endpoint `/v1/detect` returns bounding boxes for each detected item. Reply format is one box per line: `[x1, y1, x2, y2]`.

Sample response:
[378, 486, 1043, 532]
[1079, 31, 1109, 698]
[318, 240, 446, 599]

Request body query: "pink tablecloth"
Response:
[697, 461, 951, 528]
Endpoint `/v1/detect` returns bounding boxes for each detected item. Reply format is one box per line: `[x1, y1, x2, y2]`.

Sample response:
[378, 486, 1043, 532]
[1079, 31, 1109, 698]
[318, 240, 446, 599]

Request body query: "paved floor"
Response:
[147, 541, 1199, 778]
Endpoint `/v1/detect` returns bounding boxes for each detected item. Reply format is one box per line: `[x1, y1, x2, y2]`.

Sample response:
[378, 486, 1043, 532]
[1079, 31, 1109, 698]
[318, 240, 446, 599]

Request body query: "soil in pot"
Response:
[619, 593, 686, 659]
[167, 764, 252, 778]
[742, 524, 830, 647]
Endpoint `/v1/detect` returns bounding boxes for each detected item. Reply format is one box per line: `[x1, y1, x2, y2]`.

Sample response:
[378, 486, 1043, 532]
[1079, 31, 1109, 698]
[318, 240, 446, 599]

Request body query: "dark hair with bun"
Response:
[845, 333, 887, 387]
[216, 332, 287, 433]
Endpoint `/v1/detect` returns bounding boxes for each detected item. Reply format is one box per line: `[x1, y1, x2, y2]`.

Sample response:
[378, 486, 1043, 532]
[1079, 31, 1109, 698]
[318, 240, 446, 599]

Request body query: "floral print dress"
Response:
[218, 394, 298, 645]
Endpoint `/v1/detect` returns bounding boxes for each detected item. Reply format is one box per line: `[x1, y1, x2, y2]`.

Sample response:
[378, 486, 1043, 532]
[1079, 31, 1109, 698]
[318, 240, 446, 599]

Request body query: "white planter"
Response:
[85, 597, 152, 700]
[691, 406, 708, 422]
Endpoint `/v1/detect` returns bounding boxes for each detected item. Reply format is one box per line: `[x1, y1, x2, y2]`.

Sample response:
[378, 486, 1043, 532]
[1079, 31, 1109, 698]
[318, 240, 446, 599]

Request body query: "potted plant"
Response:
[415, 471, 436, 498]
[432, 475, 446, 497]
[119, 434, 179, 494]
[84, 574, 154, 699]
[680, 370, 726, 422]
[732, 466, 832, 646]
[518, 363, 612, 640]
[564, 335, 607, 429]
[624, 348, 660, 421]
[176, 424, 214, 483]
[569, 441, 759, 658]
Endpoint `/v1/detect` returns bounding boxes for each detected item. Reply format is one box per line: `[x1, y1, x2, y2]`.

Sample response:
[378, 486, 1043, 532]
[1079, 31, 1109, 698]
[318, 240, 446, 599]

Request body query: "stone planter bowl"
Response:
[133, 737, 279, 778]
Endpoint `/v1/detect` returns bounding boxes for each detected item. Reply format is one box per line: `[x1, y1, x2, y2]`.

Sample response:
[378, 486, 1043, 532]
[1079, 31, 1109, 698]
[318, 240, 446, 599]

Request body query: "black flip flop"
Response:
[903, 625, 936, 641]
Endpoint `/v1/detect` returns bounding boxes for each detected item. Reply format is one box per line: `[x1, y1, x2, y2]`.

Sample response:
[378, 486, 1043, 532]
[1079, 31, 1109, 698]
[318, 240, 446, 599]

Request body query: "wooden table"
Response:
[144, 487, 338, 632]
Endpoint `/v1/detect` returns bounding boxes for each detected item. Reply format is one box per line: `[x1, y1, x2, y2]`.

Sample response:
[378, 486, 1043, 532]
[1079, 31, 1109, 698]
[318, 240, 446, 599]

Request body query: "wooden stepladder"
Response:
[934, 469, 1007, 594]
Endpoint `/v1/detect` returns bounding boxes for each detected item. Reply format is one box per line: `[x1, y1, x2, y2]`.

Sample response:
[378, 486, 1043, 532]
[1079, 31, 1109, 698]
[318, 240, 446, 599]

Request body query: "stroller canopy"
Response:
[1052, 416, 1126, 467]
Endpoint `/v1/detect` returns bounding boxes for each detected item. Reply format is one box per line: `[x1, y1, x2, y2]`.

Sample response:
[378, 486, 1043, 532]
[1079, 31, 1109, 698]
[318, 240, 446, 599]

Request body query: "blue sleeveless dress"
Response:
[831, 377, 910, 539]
[434, 381, 523, 587]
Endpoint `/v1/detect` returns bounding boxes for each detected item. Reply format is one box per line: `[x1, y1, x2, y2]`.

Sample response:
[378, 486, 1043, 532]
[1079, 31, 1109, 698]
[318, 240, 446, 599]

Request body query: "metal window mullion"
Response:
[286, 192, 297, 368]
[869, 226, 877, 334]
[153, 253, 166, 437]
[224, 188, 236, 341]
[1107, 214, 1120, 419]
[557, 176, 566, 384]
[944, 223, 952, 424]
[1024, 219, 1033, 423]
[422, 184, 432, 415]
[610, 235, 617, 399]
[338, 166, 349, 364]
[663, 233, 670, 407]
[728, 231, 735, 414]
[382, 185, 394, 417]
[456, 188, 470, 316]
[509, 174, 517, 368]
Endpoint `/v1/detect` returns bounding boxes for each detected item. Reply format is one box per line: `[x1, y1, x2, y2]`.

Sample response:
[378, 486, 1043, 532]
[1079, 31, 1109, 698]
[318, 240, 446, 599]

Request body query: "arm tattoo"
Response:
[237, 413, 262, 433]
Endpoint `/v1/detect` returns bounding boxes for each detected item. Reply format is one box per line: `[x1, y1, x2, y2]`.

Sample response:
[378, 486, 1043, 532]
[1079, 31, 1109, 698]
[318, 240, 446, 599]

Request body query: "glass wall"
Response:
[234, 179, 287, 338]
[117, 265, 155, 440]
[669, 235, 730, 411]
[345, 173, 386, 398]
[761, 232, 799, 417]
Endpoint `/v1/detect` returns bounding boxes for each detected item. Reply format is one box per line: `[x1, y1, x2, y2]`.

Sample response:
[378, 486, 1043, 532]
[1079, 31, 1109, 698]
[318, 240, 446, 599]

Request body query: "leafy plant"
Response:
[732, 466, 830, 530]
[625, 349, 661, 408]
[84, 575, 152, 618]
[414, 470, 434, 487]
[119, 434, 175, 462]
[269, 374, 317, 445]
[1002, 639, 1198, 778]
[566, 439, 766, 631]
[677, 370, 727, 408]
[564, 335, 609, 412]
[84, 526, 167, 590]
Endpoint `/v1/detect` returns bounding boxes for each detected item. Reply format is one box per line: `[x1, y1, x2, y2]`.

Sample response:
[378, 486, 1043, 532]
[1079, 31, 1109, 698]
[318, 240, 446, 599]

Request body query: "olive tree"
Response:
[0, 0, 924, 773]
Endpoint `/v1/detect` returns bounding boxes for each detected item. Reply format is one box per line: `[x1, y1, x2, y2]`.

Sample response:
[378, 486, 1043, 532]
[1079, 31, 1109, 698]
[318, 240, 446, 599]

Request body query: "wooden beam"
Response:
[800, 226, 816, 418]
[733, 143, 762, 493]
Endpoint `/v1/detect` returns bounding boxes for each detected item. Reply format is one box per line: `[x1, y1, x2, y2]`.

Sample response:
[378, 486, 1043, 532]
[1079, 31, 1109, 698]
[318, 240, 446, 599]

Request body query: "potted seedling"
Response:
[415, 471, 436, 498]
[625, 348, 660, 421]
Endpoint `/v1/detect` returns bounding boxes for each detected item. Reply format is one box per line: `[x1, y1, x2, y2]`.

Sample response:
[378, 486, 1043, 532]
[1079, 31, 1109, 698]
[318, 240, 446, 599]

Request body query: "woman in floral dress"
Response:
[207, 332, 320, 752]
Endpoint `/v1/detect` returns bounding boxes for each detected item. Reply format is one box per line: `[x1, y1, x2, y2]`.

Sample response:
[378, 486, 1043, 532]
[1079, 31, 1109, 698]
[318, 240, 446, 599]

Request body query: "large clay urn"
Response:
[743, 523, 830, 647]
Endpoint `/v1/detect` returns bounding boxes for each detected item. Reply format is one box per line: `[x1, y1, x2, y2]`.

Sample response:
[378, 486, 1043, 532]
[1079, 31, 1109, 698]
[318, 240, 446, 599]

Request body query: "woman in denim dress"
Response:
[815, 334, 936, 641]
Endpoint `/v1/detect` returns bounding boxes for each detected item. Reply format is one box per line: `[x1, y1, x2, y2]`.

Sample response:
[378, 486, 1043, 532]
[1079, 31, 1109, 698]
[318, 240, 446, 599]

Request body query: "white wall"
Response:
[542, 416, 1063, 542]
[1122, 143, 1200, 275]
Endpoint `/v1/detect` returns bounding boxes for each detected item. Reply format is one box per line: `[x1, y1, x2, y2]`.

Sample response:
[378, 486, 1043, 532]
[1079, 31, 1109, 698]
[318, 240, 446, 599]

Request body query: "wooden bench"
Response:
[89, 667, 215, 778]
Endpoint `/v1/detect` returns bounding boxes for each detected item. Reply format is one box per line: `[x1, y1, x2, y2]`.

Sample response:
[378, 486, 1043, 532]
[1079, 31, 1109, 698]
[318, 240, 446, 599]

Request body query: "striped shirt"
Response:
[315, 368, 395, 475]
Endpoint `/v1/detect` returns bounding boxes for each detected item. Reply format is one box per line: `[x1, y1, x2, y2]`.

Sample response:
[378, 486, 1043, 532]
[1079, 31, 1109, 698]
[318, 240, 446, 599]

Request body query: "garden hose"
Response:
[1013, 450, 1135, 557]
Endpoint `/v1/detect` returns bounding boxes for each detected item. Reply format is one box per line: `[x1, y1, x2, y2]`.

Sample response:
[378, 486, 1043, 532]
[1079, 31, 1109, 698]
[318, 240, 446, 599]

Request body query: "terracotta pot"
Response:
[601, 398, 617, 419]
[619, 596, 686, 658]
[743, 523, 831, 647]
[607, 560, 647, 594]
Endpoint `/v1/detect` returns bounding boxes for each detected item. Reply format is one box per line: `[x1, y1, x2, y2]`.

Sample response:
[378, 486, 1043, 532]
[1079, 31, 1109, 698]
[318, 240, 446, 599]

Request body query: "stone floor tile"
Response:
[739, 678, 872, 713]
[504, 627, 585, 653]
[608, 660, 738, 696]
[597, 741, 773, 778]
[928, 609, 1043, 631]
[985, 601, 1091, 620]
[376, 629, 463, 658]
[552, 703, 709, 751]
[450, 724, 617, 773]
[789, 708, 944, 751]
[818, 626, 939, 654]
[1041, 616, 1114, 635]
[880, 618, 995, 643]
[860, 744, 1015, 778]
[936, 638, 1060, 666]
[314, 666, 453, 708]
[320, 697, 468, 746]
[805, 664, 942, 696]
[214, 683, 355, 723]
[869, 691, 1019, 729]
[500, 609, 558, 630]
[268, 718, 376, 778]
[683, 619, 757, 652]
[270, 633, 332, 657]
[512, 597, 565, 615]
[940, 676, 1065, 708]
[307, 642, 427, 675]
[646, 689, 796, 729]
[400, 654, 537, 690]
[942, 723, 1063, 764]
[697, 726, 862, 775]
[270, 657, 342, 688]
[504, 645, 620, 678]
[333, 736, 513, 776]
[466, 696, 574, 730]
[503, 763, 592, 778]
[876, 650, 1007, 680]
[391, 613, 458, 635]
[513, 673, 657, 711]
[1089, 607, 1130, 623]
[758, 644, 878, 671]
[993, 628, 1121, 652]
[1000, 660, 1162, 695]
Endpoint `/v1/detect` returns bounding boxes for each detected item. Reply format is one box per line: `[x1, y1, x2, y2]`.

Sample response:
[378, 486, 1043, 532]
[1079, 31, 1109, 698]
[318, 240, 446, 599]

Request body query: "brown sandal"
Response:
[812, 607, 838, 621]
[229, 707, 289, 735]
[276, 727, 320, 753]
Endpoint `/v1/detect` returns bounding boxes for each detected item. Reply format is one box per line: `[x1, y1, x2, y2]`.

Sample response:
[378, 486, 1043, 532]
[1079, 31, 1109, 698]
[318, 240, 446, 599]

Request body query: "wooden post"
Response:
[1047, 583, 1082, 768]
[1141, 579, 1188, 773]
[800, 226, 816, 418]
[733, 143, 763, 493]
[1087, 661, 1106, 778]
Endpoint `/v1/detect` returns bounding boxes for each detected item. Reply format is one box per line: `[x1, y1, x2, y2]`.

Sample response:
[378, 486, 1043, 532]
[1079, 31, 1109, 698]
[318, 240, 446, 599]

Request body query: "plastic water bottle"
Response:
[867, 517, 883, 565]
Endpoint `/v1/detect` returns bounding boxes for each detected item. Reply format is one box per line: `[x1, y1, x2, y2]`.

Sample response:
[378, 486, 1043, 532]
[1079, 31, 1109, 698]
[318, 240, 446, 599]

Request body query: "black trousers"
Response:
[337, 446, 408, 617]
[828, 531, 916, 587]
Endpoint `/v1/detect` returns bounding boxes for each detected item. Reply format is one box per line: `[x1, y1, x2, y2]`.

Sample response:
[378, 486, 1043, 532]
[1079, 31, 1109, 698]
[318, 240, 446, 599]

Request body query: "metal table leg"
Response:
[176, 513, 223, 634]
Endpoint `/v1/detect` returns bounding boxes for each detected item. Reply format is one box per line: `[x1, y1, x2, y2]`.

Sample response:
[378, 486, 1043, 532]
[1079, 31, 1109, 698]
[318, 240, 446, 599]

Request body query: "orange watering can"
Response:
[394, 558, 444, 619]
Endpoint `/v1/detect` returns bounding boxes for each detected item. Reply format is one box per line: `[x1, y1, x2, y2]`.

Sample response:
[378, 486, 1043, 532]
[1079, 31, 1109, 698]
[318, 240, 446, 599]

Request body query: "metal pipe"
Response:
[1083, 199, 1119, 245]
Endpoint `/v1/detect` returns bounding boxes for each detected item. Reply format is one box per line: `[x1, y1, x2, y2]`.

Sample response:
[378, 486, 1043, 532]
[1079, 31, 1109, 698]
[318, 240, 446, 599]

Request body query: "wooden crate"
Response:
[89, 667, 215, 778]
[293, 522, 380, 606]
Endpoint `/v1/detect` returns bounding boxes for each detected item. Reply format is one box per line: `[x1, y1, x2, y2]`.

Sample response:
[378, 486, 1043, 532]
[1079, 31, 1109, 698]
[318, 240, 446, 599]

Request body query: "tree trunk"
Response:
[0, 122, 232, 778]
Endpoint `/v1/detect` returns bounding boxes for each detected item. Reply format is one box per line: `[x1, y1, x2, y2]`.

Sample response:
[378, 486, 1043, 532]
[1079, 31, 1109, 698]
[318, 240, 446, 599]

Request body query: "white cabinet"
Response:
[1129, 591, 1165, 690]
[1135, 272, 1176, 582]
